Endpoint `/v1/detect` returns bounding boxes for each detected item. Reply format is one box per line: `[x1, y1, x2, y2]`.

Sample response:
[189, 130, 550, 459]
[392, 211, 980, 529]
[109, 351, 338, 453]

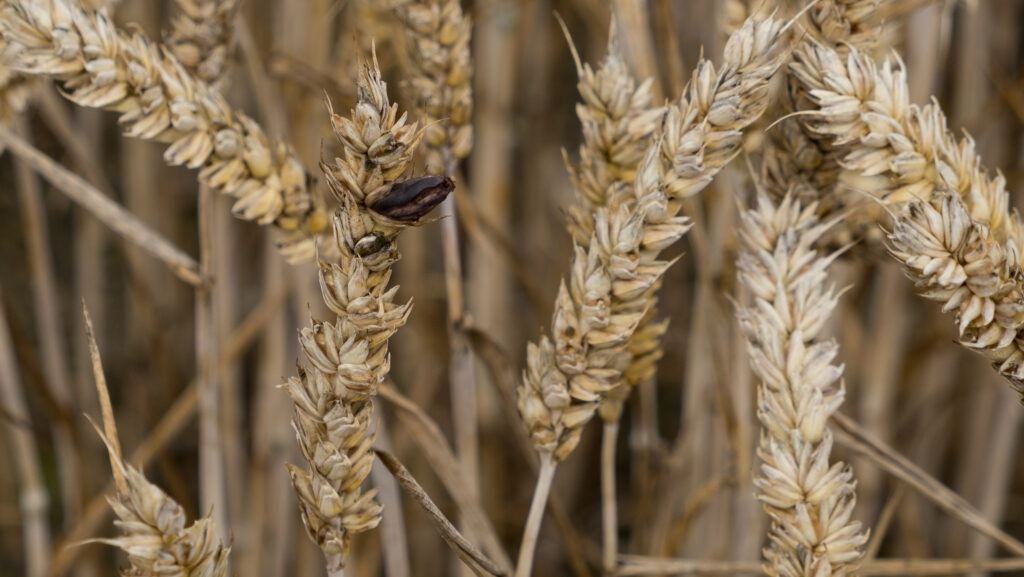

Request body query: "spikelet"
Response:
[0, 0, 322, 261]
[0, 42, 34, 127]
[393, 0, 473, 171]
[166, 0, 239, 89]
[284, 54, 444, 571]
[89, 429, 231, 577]
[737, 193, 868, 577]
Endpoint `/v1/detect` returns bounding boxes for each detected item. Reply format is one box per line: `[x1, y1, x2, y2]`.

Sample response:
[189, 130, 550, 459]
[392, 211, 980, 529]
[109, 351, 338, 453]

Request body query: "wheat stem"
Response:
[378, 449, 505, 577]
[12, 123, 82, 524]
[601, 420, 620, 574]
[0, 286, 51, 577]
[515, 455, 558, 577]
[196, 181, 228, 539]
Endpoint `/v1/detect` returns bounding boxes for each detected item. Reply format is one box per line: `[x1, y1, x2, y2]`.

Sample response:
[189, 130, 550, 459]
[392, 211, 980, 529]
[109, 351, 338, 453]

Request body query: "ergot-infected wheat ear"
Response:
[285, 52, 439, 571]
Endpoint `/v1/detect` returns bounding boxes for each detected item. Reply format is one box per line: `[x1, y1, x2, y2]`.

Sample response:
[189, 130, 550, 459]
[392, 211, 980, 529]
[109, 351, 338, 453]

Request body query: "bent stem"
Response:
[514, 454, 558, 577]
[602, 421, 619, 575]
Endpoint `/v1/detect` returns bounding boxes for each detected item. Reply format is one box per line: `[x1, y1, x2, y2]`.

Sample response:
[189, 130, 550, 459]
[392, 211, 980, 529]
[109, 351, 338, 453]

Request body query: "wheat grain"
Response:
[0, 0, 323, 261]
[0, 41, 34, 127]
[737, 192, 868, 577]
[284, 53, 446, 571]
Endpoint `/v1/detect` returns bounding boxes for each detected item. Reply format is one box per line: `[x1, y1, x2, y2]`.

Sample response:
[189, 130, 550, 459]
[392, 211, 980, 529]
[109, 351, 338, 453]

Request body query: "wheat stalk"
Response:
[166, 0, 239, 89]
[737, 192, 868, 577]
[284, 53, 452, 572]
[0, 0, 324, 261]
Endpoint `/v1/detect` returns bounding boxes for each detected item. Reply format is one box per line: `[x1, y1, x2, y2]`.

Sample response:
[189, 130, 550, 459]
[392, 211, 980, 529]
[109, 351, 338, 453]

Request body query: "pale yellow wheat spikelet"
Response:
[83, 303, 230, 577]
[393, 0, 472, 172]
[804, 0, 885, 55]
[0, 0, 324, 261]
[888, 194, 1024, 399]
[0, 40, 34, 126]
[90, 430, 231, 577]
[737, 192, 868, 577]
[285, 54, 444, 571]
[166, 0, 239, 89]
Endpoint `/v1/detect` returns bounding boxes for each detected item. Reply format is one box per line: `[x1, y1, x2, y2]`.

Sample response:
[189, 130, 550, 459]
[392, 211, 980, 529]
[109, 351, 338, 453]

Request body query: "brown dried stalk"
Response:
[393, 0, 481, 517]
[0, 0, 324, 261]
[166, 0, 239, 89]
[284, 54, 449, 572]
[737, 193, 868, 577]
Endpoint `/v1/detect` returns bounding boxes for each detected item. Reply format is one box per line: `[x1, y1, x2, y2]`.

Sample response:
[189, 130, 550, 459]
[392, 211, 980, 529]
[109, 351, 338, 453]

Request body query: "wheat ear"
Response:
[166, 0, 239, 89]
[888, 194, 1024, 400]
[284, 53, 451, 572]
[737, 192, 868, 577]
[82, 305, 230, 577]
[393, 0, 473, 172]
[789, 43, 1021, 242]
[0, 0, 324, 261]
[790, 42, 1024, 396]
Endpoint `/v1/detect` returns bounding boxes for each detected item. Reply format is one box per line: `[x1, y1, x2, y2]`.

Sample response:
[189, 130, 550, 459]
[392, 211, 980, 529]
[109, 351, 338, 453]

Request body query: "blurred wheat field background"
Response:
[0, 0, 1023, 576]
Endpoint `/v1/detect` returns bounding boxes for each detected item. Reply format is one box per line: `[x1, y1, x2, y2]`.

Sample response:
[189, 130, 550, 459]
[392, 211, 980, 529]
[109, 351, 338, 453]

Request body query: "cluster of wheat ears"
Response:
[0, 0, 1022, 576]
